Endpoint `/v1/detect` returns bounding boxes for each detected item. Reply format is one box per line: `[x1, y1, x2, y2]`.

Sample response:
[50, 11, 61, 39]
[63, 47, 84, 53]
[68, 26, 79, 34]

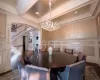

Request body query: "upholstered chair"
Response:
[58, 61, 86, 80]
[76, 52, 86, 62]
[24, 65, 50, 80]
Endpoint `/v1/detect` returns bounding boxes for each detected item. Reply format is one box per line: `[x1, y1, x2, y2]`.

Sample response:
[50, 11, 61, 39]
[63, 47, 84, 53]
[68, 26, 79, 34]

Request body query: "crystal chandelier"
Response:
[41, 0, 60, 31]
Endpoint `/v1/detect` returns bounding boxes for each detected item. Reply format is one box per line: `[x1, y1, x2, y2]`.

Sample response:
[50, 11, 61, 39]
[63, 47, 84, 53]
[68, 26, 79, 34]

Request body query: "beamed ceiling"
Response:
[0, 0, 100, 24]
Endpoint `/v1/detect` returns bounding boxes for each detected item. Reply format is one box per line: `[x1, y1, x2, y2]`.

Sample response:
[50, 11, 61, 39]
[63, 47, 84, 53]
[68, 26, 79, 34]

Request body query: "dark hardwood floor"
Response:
[86, 62, 100, 78]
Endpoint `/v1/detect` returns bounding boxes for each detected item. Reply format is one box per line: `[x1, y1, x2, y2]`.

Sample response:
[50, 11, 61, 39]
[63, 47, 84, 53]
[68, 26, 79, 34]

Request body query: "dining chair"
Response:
[24, 65, 50, 80]
[53, 48, 60, 52]
[64, 49, 73, 55]
[58, 61, 86, 80]
[76, 52, 86, 62]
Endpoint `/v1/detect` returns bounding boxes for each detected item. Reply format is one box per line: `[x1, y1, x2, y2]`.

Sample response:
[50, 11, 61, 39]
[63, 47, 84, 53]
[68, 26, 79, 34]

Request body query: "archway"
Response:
[11, 23, 41, 69]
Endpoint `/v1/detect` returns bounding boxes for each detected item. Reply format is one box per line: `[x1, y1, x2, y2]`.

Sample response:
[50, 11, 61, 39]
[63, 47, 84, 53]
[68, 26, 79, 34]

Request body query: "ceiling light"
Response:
[35, 12, 39, 15]
[41, 0, 60, 31]
[75, 11, 78, 14]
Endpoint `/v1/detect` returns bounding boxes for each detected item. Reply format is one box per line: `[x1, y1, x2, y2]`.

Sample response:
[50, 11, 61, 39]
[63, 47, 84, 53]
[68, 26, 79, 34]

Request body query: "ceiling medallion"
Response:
[41, 0, 60, 31]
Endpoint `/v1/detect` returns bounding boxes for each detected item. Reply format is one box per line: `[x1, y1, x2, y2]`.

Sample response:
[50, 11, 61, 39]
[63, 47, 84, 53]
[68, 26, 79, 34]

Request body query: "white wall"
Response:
[0, 9, 41, 73]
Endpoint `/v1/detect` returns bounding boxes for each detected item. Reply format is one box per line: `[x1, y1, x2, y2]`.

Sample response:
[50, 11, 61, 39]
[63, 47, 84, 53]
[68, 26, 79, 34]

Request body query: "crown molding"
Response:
[0, 1, 40, 24]
[22, 13, 39, 23]
[0, 1, 18, 15]
[89, 0, 99, 15]
[60, 12, 92, 25]
[40, 0, 97, 22]
[0, 0, 99, 25]
[16, 0, 38, 15]
[94, 0, 100, 17]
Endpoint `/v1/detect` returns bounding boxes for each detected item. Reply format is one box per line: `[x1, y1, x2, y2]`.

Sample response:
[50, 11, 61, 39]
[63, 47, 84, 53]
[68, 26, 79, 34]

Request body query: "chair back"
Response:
[25, 65, 50, 80]
[53, 48, 60, 52]
[77, 52, 86, 62]
[68, 61, 85, 80]
[64, 49, 73, 55]
[58, 61, 85, 80]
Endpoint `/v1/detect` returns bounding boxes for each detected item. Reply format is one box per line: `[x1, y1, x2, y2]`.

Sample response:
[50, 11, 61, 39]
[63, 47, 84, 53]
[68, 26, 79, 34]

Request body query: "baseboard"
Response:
[0, 70, 11, 76]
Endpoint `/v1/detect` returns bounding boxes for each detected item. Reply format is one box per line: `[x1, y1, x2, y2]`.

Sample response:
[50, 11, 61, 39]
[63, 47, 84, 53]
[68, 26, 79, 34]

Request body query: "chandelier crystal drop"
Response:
[41, 0, 60, 31]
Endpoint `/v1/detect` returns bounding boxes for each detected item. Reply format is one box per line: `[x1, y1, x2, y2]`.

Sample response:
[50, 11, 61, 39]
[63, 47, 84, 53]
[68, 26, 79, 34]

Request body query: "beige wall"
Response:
[42, 18, 97, 40]
[97, 13, 100, 36]
[97, 12, 100, 65]
[42, 18, 100, 64]
[0, 13, 6, 38]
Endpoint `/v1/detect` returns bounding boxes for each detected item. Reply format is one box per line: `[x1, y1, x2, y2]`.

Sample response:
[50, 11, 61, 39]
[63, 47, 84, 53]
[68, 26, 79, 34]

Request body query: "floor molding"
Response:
[0, 70, 11, 76]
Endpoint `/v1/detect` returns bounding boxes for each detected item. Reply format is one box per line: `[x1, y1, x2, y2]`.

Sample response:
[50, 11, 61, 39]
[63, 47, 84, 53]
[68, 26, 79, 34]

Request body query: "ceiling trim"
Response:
[60, 12, 92, 25]
[94, 0, 100, 17]
[0, 1, 40, 25]
[22, 13, 39, 23]
[0, 1, 18, 15]
[16, 0, 38, 15]
[89, 0, 99, 15]
[40, 0, 98, 22]
[0, 0, 99, 26]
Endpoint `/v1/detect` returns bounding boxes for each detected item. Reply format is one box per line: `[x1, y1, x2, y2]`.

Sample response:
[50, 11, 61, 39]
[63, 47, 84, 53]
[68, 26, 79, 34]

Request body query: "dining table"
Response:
[27, 52, 77, 80]
[29, 52, 77, 68]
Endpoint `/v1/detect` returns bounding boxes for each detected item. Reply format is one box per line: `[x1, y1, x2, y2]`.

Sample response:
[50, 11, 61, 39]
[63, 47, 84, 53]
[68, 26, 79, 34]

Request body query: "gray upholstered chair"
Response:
[58, 61, 86, 80]
[76, 52, 86, 62]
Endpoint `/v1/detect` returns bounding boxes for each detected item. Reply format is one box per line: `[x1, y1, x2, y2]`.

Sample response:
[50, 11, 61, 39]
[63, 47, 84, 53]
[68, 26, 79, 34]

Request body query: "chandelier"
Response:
[41, 0, 60, 31]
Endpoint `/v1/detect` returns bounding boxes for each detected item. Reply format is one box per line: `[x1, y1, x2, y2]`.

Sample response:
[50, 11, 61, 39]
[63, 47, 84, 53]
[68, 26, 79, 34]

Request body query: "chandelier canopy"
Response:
[41, 0, 60, 31]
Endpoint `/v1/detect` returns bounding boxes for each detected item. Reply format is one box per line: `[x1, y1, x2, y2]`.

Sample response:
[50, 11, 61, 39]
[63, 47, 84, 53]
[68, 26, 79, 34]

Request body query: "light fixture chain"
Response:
[49, 0, 52, 21]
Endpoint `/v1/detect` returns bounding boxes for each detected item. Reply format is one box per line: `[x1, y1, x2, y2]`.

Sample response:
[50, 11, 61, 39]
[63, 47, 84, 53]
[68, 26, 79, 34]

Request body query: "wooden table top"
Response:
[30, 52, 77, 68]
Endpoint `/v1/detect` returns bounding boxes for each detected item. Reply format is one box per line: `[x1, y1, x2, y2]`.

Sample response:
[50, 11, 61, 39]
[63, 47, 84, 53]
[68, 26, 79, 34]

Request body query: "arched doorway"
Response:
[11, 23, 41, 69]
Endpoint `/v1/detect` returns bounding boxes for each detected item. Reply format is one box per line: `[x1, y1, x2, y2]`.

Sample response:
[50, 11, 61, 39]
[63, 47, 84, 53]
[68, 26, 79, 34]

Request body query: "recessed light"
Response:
[35, 12, 39, 15]
[75, 11, 78, 14]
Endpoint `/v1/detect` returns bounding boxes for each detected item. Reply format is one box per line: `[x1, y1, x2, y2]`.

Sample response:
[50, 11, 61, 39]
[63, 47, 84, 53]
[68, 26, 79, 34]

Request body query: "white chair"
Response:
[23, 65, 50, 80]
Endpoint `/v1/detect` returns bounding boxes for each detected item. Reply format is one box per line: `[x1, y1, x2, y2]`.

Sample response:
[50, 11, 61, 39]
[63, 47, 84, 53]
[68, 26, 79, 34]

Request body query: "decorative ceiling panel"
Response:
[28, 0, 69, 17]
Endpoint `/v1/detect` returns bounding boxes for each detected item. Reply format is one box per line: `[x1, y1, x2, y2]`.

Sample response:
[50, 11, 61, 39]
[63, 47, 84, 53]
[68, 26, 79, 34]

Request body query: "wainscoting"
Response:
[0, 39, 11, 74]
[42, 38, 100, 65]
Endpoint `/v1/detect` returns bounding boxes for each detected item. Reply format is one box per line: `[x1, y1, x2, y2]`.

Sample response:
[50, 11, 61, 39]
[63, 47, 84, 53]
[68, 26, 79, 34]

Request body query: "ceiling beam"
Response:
[16, 0, 38, 15]
[40, 0, 98, 22]
[89, 0, 99, 15]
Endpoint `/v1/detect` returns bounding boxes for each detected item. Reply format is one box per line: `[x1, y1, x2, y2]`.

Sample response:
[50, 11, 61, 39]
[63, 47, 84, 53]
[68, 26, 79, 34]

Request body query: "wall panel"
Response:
[42, 18, 97, 40]
[0, 13, 6, 38]
[42, 39, 99, 63]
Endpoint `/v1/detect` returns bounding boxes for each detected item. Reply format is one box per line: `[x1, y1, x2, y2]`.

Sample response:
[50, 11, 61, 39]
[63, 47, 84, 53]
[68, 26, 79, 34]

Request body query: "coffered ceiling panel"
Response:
[27, 0, 69, 17]
[54, 5, 90, 22]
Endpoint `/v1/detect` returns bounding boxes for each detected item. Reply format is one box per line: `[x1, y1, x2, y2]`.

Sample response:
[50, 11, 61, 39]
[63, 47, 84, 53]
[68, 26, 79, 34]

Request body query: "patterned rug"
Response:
[0, 66, 100, 80]
[85, 66, 100, 80]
